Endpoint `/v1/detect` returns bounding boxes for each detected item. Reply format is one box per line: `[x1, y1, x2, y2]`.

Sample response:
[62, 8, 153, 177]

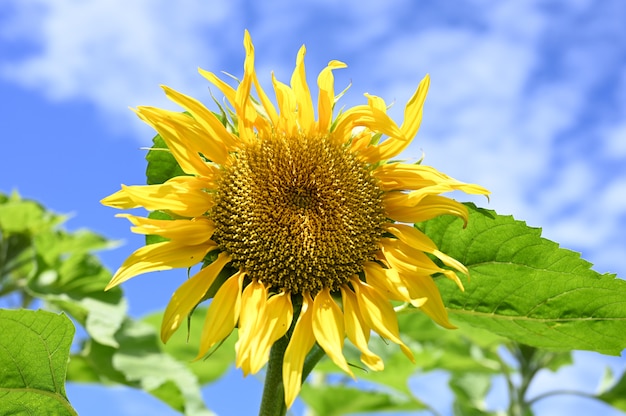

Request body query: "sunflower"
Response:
[102, 30, 489, 408]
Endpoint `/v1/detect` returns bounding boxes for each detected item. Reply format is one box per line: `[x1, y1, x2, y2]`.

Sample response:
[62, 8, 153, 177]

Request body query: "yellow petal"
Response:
[381, 239, 445, 278]
[400, 75, 430, 139]
[158, 110, 229, 165]
[198, 67, 236, 105]
[235, 29, 257, 143]
[344, 106, 405, 163]
[373, 163, 448, 190]
[380, 241, 456, 328]
[235, 279, 268, 375]
[253, 71, 279, 127]
[290, 45, 315, 133]
[117, 214, 215, 245]
[160, 252, 232, 342]
[431, 250, 469, 282]
[101, 187, 140, 210]
[160, 86, 240, 150]
[374, 162, 491, 196]
[332, 105, 372, 145]
[383, 194, 469, 225]
[196, 270, 245, 358]
[403, 184, 467, 204]
[101, 176, 214, 218]
[317, 60, 346, 133]
[358, 105, 404, 139]
[106, 240, 216, 290]
[363, 75, 429, 162]
[312, 288, 353, 377]
[403, 271, 454, 329]
[272, 73, 298, 136]
[383, 237, 463, 287]
[384, 223, 437, 252]
[374, 75, 430, 160]
[340, 286, 383, 371]
[364, 93, 387, 112]
[384, 223, 468, 279]
[246, 291, 294, 374]
[133, 106, 227, 171]
[348, 130, 386, 165]
[362, 261, 417, 305]
[283, 293, 315, 409]
[350, 278, 414, 362]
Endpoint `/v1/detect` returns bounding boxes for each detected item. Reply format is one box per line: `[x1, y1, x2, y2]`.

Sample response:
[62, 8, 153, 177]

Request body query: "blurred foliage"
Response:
[0, 191, 213, 415]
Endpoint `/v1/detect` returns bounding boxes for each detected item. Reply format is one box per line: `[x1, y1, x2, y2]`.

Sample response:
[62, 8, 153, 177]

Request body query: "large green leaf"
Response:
[421, 204, 626, 355]
[0, 309, 77, 415]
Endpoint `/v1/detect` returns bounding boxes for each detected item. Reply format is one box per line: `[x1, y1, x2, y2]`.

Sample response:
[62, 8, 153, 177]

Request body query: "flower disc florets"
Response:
[210, 133, 386, 294]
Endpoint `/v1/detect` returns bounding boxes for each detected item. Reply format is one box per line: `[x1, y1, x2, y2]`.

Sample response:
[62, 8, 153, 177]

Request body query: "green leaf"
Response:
[300, 384, 426, 416]
[67, 339, 128, 385]
[0, 192, 62, 289]
[421, 204, 626, 355]
[142, 308, 236, 384]
[68, 318, 212, 416]
[34, 228, 117, 266]
[0, 192, 64, 234]
[145, 134, 186, 185]
[27, 251, 126, 348]
[0, 309, 77, 415]
[311, 338, 418, 396]
[112, 320, 212, 416]
[598, 369, 626, 411]
[449, 372, 491, 409]
[312, 312, 501, 404]
[0, 191, 126, 347]
[396, 312, 503, 374]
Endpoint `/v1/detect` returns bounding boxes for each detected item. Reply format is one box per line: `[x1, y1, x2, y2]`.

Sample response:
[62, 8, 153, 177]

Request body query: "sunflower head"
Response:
[210, 133, 387, 295]
[102, 30, 489, 408]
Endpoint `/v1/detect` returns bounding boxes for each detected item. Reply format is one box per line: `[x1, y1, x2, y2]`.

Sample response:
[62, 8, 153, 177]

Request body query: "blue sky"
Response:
[1, 0, 625, 415]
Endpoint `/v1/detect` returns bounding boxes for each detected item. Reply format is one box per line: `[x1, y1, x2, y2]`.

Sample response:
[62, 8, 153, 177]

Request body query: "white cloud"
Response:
[365, 5, 550, 227]
[2, 0, 243, 139]
[602, 121, 626, 159]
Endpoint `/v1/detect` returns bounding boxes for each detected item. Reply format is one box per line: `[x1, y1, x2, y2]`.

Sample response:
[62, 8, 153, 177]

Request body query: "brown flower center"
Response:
[210, 134, 386, 294]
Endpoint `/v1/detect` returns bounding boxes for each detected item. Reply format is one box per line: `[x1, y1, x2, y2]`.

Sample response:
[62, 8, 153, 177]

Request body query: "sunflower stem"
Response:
[259, 335, 289, 416]
[302, 344, 325, 382]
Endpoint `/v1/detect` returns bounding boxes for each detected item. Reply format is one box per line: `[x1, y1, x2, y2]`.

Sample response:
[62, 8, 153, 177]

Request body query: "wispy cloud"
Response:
[1, 0, 245, 137]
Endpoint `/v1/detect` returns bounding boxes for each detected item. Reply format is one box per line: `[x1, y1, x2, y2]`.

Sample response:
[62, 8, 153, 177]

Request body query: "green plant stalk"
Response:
[259, 335, 289, 416]
[258, 340, 326, 416]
